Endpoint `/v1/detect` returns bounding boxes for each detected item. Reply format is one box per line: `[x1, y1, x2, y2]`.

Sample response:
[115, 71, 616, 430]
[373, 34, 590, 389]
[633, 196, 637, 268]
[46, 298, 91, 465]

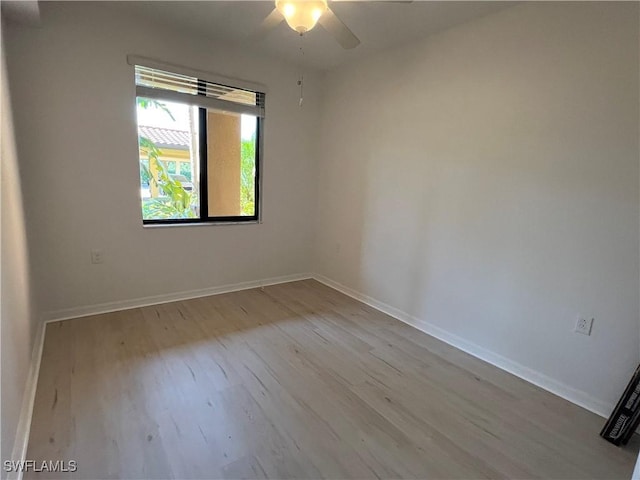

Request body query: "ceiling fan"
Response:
[259, 0, 406, 50]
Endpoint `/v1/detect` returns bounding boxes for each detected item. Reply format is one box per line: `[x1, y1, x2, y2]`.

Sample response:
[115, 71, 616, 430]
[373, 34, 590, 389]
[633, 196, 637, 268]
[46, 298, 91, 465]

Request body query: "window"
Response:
[133, 61, 265, 224]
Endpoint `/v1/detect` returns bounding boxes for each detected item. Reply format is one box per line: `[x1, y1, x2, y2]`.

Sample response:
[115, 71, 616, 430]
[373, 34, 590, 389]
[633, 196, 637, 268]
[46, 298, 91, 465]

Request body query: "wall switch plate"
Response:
[575, 317, 594, 336]
[91, 249, 104, 264]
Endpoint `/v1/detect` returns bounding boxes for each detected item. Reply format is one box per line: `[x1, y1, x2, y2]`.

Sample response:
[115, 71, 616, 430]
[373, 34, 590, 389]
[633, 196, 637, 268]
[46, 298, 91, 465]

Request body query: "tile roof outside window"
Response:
[138, 125, 190, 150]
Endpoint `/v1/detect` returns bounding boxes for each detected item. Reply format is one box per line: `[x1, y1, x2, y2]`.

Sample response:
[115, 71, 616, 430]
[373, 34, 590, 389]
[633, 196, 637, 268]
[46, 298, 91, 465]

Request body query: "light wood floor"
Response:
[27, 280, 638, 479]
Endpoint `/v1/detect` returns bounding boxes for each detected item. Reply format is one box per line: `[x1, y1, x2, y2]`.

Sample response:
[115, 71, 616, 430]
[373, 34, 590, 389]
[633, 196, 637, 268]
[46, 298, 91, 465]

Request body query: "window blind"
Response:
[133, 64, 265, 118]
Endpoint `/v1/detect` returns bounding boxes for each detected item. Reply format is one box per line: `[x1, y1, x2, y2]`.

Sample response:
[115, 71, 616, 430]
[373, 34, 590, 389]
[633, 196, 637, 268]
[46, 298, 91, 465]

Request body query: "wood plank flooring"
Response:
[26, 279, 638, 479]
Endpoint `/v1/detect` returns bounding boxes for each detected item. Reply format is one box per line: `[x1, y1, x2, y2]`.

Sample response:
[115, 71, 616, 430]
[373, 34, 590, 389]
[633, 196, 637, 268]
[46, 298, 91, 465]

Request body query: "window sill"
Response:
[142, 220, 260, 228]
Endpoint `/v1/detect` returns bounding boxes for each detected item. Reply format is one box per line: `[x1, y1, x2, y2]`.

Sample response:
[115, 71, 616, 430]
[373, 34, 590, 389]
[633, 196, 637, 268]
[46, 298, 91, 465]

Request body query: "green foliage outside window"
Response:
[137, 98, 196, 220]
[241, 136, 256, 216]
[139, 140, 197, 219]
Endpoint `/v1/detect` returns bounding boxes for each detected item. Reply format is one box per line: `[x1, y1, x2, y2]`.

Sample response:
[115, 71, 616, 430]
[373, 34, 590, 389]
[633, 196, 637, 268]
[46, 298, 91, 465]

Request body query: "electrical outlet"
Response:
[91, 249, 104, 264]
[575, 317, 594, 336]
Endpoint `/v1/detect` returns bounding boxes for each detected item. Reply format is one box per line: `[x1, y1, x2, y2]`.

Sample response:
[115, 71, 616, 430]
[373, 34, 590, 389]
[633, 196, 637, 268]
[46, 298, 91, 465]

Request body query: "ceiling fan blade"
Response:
[318, 8, 361, 50]
[255, 8, 284, 37]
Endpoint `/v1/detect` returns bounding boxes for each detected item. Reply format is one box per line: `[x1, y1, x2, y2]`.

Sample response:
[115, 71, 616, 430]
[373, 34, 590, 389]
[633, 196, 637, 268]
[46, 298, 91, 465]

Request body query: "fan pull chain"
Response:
[298, 33, 305, 107]
[298, 75, 304, 107]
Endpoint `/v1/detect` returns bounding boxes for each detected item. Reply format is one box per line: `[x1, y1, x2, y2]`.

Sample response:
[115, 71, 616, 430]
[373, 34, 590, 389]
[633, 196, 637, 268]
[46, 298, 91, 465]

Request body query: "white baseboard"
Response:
[43, 273, 312, 323]
[312, 274, 612, 419]
[8, 319, 46, 480]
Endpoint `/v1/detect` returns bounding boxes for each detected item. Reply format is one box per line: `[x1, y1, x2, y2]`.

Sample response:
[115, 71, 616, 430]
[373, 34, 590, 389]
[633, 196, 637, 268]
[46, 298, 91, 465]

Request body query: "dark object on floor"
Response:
[601, 364, 640, 446]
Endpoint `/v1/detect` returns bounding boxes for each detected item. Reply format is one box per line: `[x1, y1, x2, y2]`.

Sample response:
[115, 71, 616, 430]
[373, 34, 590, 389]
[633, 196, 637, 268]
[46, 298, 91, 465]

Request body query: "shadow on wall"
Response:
[1, 31, 39, 473]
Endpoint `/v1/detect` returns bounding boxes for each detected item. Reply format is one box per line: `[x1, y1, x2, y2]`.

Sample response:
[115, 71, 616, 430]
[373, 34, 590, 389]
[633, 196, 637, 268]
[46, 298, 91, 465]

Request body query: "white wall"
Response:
[5, 0, 639, 422]
[3, 2, 322, 317]
[315, 2, 640, 415]
[1, 28, 39, 475]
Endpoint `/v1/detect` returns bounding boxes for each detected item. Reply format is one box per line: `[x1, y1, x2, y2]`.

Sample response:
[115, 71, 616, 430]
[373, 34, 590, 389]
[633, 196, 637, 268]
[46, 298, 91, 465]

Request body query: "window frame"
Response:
[134, 62, 264, 227]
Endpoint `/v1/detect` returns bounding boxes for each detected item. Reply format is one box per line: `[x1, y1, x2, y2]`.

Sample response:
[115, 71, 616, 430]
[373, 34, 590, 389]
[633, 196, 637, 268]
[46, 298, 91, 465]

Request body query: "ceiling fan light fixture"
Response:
[275, 0, 328, 34]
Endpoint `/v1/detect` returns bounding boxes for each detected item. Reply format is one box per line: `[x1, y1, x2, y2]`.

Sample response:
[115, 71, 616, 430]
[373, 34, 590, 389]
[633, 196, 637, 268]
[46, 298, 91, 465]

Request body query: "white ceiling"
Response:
[105, 1, 515, 72]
